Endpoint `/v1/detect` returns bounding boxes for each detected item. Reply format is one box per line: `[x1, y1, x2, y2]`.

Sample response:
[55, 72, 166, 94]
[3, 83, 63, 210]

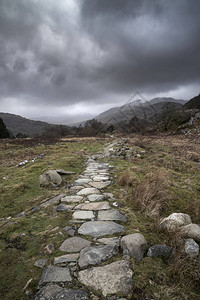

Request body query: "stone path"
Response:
[33, 145, 139, 299]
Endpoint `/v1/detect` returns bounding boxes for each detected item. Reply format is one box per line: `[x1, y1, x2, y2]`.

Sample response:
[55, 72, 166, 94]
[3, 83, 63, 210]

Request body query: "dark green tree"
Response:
[0, 118, 10, 138]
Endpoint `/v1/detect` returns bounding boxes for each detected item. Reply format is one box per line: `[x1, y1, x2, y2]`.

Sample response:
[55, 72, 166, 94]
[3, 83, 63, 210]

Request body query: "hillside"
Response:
[0, 113, 54, 136]
[182, 93, 200, 110]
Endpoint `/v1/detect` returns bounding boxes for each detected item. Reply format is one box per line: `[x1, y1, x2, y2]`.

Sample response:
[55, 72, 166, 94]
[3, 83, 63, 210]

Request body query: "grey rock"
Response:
[147, 244, 172, 258]
[92, 176, 110, 182]
[89, 181, 111, 189]
[61, 195, 83, 203]
[87, 194, 106, 202]
[39, 265, 72, 287]
[97, 237, 119, 246]
[77, 188, 100, 195]
[121, 233, 147, 261]
[72, 210, 95, 220]
[40, 194, 65, 208]
[54, 253, 79, 264]
[34, 284, 89, 300]
[78, 260, 133, 297]
[75, 201, 111, 211]
[44, 243, 55, 255]
[98, 209, 126, 222]
[56, 204, 74, 211]
[184, 238, 199, 257]
[39, 170, 62, 186]
[56, 169, 75, 175]
[74, 178, 92, 185]
[16, 211, 26, 217]
[181, 224, 200, 241]
[59, 237, 91, 253]
[159, 213, 192, 231]
[70, 186, 83, 192]
[34, 259, 48, 269]
[62, 226, 76, 236]
[78, 221, 125, 237]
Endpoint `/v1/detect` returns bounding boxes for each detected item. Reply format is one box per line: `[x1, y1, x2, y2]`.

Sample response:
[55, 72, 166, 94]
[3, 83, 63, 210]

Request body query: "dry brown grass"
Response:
[117, 169, 138, 187]
[132, 171, 168, 218]
[187, 151, 200, 162]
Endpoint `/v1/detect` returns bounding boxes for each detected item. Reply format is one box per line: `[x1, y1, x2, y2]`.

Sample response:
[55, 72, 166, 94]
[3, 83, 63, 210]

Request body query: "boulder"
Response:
[121, 233, 147, 261]
[78, 260, 133, 297]
[159, 213, 192, 231]
[39, 170, 62, 186]
[147, 244, 172, 258]
[181, 224, 200, 241]
[184, 239, 199, 257]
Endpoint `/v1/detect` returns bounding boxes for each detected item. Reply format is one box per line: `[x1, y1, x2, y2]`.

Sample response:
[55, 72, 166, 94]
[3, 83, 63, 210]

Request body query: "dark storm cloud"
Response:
[0, 0, 200, 116]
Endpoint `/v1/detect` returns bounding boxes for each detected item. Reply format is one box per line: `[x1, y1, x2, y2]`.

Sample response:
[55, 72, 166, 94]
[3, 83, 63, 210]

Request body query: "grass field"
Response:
[0, 134, 200, 299]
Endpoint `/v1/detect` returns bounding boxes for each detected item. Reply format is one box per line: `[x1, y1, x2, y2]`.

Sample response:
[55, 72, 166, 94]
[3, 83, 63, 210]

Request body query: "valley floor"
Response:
[0, 133, 200, 299]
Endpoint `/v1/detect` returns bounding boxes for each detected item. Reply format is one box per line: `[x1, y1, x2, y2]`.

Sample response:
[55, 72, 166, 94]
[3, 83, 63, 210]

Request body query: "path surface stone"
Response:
[89, 181, 111, 189]
[78, 260, 133, 297]
[97, 237, 120, 246]
[56, 204, 74, 211]
[61, 195, 83, 203]
[75, 201, 111, 211]
[77, 188, 100, 195]
[121, 233, 147, 261]
[87, 194, 106, 202]
[98, 209, 126, 222]
[59, 237, 91, 253]
[72, 210, 95, 220]
[78, 244, 119, 268]
[34, 284, 89, 300]
[39, 265, 72, 287]
[92, 176, 110, 182]
[34, 259, 48, 269]
[78, 221, 125, 237]
[54, 253, 79, 264]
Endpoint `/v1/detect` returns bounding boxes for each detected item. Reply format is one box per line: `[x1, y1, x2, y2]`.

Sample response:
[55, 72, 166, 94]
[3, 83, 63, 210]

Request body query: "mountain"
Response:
[32, 113, 96, 125]
[0, 112, 54, 136]
[95, 97, 186, 124]
[182, 93, 200, 110]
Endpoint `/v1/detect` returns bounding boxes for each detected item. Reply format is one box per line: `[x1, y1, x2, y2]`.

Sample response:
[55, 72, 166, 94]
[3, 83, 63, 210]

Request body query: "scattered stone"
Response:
[78, 260, 133, 297]
[181, 224, 200, 241]
[97, 237, 120, 246]
[147, 245, 172, 258]
[34, 285, 89, 300]
[54, 253, 79, 264]
[34, 259, 48, 269]
[98, 209, 126, 222]
[78, 221, 125, 237]
[39, 265, 72, 287]
[39, 170, 62, 186]
[72, 210, 95, 220]
[87, 194, 106, 202]
[56, 169, 75, 175]
[32, 206, 40, 212]
[78, 244, 118, 268]
[77, 188, 100, 196]
[184, 239, 199, 257]
[62, 226, 76, 236]
[16, 211, 26, 217]
[56, 204, 74, 211]
[59, 237, 91, 253]
[159, 213, 192, 231]
[75, 201, 111, 211]
[89, 182, 111, 189]
[44, 243, 55, 255]
[121, 233, 147, 261]
[40, 194, 65, 208]
[61, 195, 83, 203]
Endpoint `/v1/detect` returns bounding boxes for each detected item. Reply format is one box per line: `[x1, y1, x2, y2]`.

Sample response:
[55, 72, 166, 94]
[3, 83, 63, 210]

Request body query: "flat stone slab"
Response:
[78, 221, 125, 237]
[92, 176, 110, 182]
[97, 237, 120, 246]
[77, 188, 100, 195]
[59, 237, 91, 253]
[87, 194, 106, 202]
[34, 259, 48, 269]
[61, 195, 83, 203]
[54, 253, 79, 264]
[34, 284, 89, 300]
[89, 181, 111, 189]
[78, 260, 133, 297]
[98, 209, 126, 222]
[39, 265, 72, 287]
[70, 186, 83, 191]
[74, 178, 92, 185]
[75, 201, 111, 211]
[72, 210, 95, 220]
[56, 204, 74, 211]
[78, 244, 118, 268]
[56, 169, 75, 175]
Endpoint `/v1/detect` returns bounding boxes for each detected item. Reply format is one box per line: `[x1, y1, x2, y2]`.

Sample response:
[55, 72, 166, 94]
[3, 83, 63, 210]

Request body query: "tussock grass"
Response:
[117, 169, 138, 187]
[132, 171, 168, 218]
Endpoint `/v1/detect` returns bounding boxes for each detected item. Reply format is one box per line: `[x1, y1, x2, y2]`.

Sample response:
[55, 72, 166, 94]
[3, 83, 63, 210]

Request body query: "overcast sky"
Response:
[0, 0, 200, 119]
